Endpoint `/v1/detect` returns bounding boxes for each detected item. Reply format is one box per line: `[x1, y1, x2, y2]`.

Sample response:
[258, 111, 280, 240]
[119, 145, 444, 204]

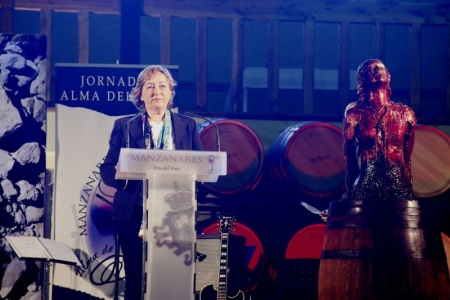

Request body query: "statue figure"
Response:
[343, 59, 417, 201]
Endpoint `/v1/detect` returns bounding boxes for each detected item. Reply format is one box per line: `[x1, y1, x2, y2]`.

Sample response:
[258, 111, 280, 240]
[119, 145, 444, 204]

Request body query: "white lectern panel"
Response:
[145, 173, 196, 300]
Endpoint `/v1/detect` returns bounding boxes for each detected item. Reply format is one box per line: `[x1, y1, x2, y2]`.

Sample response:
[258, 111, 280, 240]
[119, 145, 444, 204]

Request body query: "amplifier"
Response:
[194, 234, 220, 293]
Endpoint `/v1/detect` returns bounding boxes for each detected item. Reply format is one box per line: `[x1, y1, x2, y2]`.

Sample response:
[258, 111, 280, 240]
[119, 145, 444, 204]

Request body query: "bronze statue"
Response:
[343, 59, 417, 201]
[318, 60, 450, 300]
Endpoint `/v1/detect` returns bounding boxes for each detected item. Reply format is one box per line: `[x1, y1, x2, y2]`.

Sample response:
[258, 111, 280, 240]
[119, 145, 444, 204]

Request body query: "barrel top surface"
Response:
[285, 223, 326, 259]
[266, 121, 346, 196]
[285, 122, 345, 177]
[199, 119, 264, 173]
[411, 125, 450, 197]
[199, 119, 265, 194]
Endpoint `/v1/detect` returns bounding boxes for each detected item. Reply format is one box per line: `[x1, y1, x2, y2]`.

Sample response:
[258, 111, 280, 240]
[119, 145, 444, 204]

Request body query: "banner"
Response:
[0, 34, 47, 300]
[53, 64, 178, 299]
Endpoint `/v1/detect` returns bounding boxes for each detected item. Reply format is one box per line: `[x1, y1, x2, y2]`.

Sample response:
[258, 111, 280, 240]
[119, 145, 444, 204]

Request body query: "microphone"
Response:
[126, 109, 145, 148]
[182, 112, 220, 152]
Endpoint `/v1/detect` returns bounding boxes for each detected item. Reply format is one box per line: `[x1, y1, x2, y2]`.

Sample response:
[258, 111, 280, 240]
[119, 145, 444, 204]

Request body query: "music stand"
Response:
[6, 236, 82, 300]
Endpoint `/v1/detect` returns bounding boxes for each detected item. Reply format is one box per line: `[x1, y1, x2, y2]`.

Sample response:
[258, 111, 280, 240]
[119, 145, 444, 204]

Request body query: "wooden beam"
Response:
[120, 0, 141, 64]
[375, 23, 385, 61]
[410, 23, 420, 112]
[140, 0, 450, 24]
[6, 0, 450, 23]
[231, 17, 243, 112]
[1, 0, 13, 33]
[196, 17, 207, 109]
[160, 15, 171, 65]
[339, 21, 350, 113]
[268, 19, 279, 113]
[78, 11, 89, 63]
[12, 0, 121, 14]
[304, 20, 314, 115]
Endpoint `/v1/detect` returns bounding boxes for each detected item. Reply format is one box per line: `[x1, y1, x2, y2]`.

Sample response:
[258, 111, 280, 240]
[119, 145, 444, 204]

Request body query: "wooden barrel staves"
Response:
[318, 200, 450, 300]
[411, 125, 450, 198]
[266, 121, 345, 197]
[199, 119, 265, 196]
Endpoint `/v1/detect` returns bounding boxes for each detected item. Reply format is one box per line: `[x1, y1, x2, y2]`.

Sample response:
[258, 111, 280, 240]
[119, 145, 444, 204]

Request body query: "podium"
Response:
[116, 148, 227, 300]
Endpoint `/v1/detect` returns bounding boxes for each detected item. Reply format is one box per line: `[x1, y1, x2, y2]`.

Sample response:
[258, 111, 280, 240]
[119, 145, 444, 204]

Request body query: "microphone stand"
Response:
[114, 233, 120, 300]
[182, 112, 221, 152]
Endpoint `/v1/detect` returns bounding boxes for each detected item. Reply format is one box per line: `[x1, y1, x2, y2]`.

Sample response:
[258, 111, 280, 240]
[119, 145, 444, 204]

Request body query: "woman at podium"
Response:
[100, 65, 203, 300]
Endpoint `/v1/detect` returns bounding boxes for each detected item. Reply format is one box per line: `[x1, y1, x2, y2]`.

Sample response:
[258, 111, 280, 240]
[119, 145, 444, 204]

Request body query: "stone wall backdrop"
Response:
[0, 34, 47, 300]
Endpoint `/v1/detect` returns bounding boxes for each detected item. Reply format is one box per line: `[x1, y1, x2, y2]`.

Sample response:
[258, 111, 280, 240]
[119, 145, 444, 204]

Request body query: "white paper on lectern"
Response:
[115, 148, 227, 182]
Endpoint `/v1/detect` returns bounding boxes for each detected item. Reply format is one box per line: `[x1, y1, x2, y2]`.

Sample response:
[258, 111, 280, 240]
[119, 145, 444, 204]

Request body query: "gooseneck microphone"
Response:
[182, 112, 220, 152]
[126, 109, 145, 148]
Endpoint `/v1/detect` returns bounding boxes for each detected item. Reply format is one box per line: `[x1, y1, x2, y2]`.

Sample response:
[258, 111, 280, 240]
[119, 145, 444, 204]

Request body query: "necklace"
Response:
[144, 117, 164, 149]
[142, 110, 172, 150]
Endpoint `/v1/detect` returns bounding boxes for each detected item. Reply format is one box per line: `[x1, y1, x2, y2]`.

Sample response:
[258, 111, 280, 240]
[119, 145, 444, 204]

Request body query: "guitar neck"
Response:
[217, 232, 229, 299]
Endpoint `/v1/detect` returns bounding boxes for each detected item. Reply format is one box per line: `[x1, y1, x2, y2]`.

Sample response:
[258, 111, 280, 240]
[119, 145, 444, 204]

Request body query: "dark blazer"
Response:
[100, 112, 203, 221]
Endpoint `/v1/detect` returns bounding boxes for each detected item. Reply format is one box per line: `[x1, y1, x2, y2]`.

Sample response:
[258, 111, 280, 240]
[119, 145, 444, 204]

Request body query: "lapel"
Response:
[171, 112, 187, 150]
[128, 116, 145, 149]
[127, 112, 187, 150]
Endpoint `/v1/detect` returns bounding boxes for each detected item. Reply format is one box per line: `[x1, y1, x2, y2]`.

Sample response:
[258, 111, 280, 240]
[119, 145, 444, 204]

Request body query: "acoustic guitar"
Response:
[199, 215, 245, 300]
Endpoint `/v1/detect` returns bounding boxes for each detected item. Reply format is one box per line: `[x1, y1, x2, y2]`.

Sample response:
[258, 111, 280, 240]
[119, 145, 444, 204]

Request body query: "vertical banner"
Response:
[53, 64, 178, 299]
[0, 34, 47, 299]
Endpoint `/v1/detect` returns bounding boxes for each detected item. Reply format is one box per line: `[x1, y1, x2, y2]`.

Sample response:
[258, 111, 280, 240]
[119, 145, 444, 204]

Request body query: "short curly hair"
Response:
[129, 65, 177, 110]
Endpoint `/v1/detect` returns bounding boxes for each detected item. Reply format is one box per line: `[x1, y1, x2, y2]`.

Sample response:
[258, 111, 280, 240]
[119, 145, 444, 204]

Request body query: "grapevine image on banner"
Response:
[53, 64, 178, 299]
[0, 34, 48, 300]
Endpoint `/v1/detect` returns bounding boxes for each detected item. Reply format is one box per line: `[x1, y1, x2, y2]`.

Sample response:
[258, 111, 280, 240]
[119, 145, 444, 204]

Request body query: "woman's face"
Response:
[140, 72, 173, 111]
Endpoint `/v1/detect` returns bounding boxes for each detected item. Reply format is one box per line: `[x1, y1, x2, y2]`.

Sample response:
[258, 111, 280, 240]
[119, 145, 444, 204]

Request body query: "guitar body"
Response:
[199, 284, 245, 300]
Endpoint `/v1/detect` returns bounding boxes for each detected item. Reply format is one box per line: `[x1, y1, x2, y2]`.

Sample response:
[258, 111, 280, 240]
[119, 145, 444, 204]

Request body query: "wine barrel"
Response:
[199, 119, 265, 196]
[266, 121, 345, 197]
[276, 224, 326, 300]
[411, 125, 450, 198]
[318, 200, 450, 300]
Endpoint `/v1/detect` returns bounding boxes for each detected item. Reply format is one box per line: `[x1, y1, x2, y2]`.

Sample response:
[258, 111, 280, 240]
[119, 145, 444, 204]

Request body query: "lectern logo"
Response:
[153, 183, 195, 265]
[208, 155, 218, 174]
